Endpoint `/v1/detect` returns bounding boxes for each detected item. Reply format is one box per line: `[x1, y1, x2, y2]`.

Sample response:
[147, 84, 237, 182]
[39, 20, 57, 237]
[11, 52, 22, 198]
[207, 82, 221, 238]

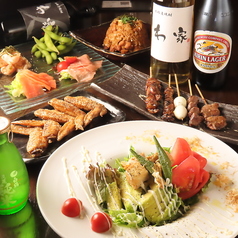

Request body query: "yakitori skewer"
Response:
[161, 74, 175, 121]
[195, 84, 227, 130]
[173, 74, 187, 120]
[187, 80, 204, 127]
[145, 67, 163, 114]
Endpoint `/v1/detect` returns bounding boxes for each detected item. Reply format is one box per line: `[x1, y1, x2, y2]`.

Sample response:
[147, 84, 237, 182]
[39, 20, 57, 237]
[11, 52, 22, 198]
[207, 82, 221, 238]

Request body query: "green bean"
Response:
[34, 50, 42, 58]
[44, 32, 59, 53]
[153, 136, 172, 180]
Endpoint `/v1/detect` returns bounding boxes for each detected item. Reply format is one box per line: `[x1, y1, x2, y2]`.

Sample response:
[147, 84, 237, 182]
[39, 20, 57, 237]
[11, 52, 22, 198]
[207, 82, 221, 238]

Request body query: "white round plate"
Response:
[36, 121, 238, 238]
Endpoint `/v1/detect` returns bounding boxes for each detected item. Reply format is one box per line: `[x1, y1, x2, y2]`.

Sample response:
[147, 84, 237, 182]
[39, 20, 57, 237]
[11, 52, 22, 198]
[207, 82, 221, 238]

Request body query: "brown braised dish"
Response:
[102, 15, 150, 54]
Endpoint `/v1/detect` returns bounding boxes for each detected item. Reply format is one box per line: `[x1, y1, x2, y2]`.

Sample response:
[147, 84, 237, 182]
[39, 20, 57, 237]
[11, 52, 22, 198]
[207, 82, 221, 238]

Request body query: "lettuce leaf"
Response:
[4, 74, 24, 97]
[58, 70, 73, 81]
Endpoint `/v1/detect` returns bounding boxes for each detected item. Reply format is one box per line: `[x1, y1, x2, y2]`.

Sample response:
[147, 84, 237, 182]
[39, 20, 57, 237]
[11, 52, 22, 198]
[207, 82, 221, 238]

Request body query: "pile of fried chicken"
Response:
[11, 96, 107, 157]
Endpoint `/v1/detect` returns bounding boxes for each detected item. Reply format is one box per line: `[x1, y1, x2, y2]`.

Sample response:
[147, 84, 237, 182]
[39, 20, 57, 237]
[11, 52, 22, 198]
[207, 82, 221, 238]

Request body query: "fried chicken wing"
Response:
[42, 120, 61, 143]
[34, 109, 74, 124]
[10, 124, 35, 135]
[57, 120, 75, 141]
[12, 120, 45, 127]
[64, 96, 107, 116]
[48, 98, 85, 117]
[26, 127, 48, 157]
[74, 112, 86, 130]
[84, 105, 104, 127]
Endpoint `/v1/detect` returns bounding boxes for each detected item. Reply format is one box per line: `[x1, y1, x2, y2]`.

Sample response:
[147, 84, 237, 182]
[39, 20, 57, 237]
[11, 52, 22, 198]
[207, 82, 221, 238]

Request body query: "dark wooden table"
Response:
[0, 5, 238, 236]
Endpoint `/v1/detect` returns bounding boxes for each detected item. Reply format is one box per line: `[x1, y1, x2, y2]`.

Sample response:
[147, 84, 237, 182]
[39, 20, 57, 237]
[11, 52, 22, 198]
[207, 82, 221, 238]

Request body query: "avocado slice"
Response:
[117, 171, 142, 212]
[106, 181, 123, 210]
[140, 183, 184, 224]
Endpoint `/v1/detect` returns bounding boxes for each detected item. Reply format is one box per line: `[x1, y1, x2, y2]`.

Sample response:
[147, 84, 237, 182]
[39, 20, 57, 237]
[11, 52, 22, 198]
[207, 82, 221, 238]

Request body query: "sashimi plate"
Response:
[36, 121, 238, 238]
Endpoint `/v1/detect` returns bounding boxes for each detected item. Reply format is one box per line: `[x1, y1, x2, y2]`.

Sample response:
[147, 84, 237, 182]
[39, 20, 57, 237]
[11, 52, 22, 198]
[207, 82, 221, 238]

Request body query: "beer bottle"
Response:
[192, 0, 233, 90]
[0, 116, 29, 215]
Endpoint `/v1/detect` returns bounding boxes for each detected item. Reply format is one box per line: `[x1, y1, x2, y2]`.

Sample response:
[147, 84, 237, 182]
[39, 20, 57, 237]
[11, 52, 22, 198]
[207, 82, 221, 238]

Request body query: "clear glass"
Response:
[150, 0, 195, 84]
[0, 117, 29, 215]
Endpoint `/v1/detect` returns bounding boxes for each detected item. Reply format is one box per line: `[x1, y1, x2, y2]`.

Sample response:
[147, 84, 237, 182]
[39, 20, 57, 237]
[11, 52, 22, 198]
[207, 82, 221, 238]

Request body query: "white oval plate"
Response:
[36, 121, 238, 238]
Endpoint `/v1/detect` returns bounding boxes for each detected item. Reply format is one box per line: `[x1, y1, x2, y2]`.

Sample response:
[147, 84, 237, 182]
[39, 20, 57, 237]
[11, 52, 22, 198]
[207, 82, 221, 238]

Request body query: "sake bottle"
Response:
[0, 116, 29, 215]
[150, 0, 195, 84]
[192, 0, 233, 90]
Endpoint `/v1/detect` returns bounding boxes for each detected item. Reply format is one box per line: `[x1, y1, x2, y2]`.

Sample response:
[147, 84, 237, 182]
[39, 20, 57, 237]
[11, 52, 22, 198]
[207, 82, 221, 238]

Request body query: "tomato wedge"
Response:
[64, 56, 78, 64]
[172, 155, 210, 200]
[170, 138, 192, 166]
[192, 151, 207, 169]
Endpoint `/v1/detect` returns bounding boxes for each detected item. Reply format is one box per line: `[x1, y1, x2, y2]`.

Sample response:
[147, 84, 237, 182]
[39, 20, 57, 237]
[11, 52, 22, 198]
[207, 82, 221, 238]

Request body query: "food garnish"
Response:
[61, 198, 83, 218]
[86, 136, 210, 228]
[91, 212, 112, 233]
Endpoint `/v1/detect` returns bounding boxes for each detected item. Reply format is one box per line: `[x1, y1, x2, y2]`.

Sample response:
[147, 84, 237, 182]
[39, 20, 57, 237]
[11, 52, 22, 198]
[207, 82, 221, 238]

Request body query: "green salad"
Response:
[86, 136, 210, 228]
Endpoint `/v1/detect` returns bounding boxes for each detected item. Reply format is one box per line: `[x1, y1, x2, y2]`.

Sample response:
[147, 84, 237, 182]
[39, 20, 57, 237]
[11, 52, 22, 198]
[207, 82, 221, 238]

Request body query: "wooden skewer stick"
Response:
[195, 84, 207, 105]
[188, 79, 193, 96]
[168, 74, 171, 88]
[174, 74, 180, 96]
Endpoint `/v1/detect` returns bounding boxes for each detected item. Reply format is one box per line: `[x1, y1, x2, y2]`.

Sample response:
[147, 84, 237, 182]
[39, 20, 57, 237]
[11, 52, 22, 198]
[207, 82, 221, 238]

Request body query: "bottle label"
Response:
[151, 3, 194, 63]
[18, 1, 70, 39]
[193, 30, 232, 74]
[0, 171, 19, 207]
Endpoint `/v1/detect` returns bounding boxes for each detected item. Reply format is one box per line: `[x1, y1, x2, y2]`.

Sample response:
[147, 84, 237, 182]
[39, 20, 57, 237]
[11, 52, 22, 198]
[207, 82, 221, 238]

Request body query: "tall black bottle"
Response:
[0, 1, 97, 47]
[192, 0, 233, 90]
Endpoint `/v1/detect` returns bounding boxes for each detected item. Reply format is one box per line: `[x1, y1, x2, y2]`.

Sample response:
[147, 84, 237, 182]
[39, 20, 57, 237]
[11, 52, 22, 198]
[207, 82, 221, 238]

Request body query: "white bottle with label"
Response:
[150, 0, 195, 84]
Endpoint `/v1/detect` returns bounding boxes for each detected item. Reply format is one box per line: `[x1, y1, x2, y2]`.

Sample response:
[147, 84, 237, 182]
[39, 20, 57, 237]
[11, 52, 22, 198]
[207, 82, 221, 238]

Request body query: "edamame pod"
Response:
[43, 29, 72, 44]
[44, 32, 59, 54]
[31, 44, 38, 54]
[34, 50, 42, 58]
[37, 48, 53, 65]
[51, 52, 57, 60]
[58, 41, 77, 55]
[32, 36, 51, 52]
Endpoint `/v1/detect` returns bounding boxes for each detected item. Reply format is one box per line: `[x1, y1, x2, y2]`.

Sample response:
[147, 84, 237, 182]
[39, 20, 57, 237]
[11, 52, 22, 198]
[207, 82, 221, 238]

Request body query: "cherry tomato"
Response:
[170, 138, 192, 166]
[56, 61, 70, 72]
[91, 212, 112, 233]
[61, 198, 82, 217]
[64, 56, 78, 64]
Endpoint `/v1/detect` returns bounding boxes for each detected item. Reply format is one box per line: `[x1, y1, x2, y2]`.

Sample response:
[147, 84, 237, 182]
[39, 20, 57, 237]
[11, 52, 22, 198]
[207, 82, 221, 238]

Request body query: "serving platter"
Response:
[92, 64, 238, 145]
[36, 120, 238, 238]
[0, 39, 120, 115]
[12, 91, 125, 161]
[70, 21, 151, 62]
